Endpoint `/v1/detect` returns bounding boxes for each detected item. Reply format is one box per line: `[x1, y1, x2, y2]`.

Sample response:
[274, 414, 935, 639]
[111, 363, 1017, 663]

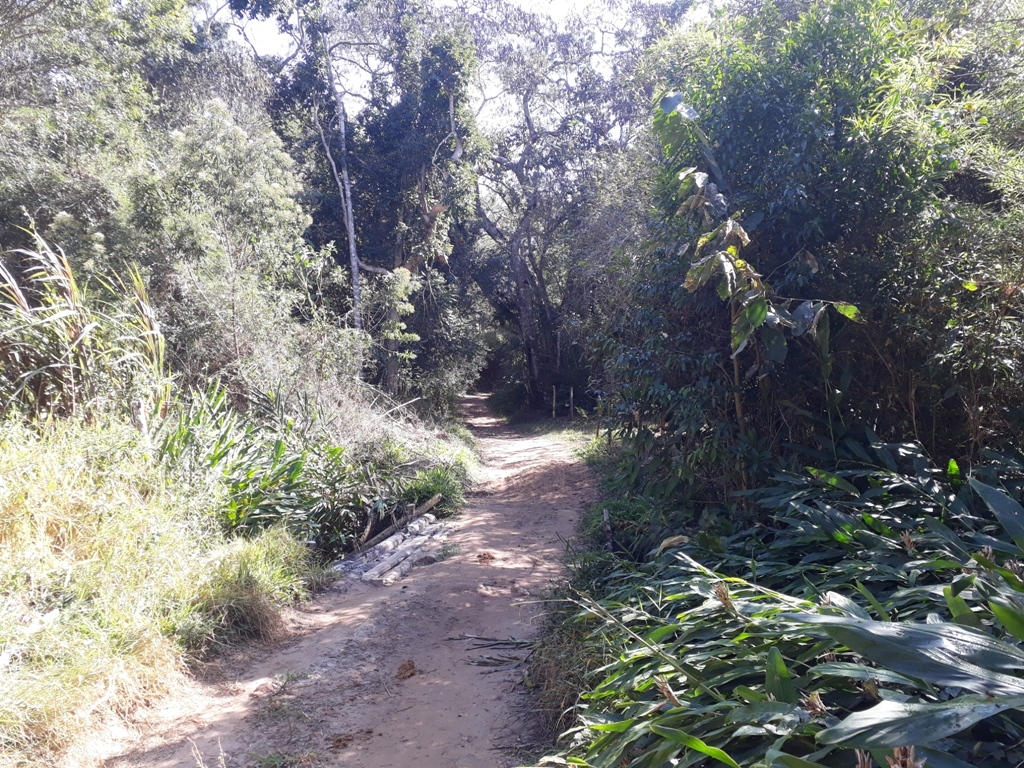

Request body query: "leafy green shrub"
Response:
[160, 385, 393, 551]
[158, 383, 473, 554]
[404, 268, 491, 420]
[541, 440, 1024, 767]
[401, 462, 469, 517]
[578, 498, 673, 564]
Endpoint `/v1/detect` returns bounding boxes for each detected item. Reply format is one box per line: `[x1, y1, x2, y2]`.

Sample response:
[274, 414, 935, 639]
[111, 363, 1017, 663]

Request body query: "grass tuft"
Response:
[0, 420, 313, 765]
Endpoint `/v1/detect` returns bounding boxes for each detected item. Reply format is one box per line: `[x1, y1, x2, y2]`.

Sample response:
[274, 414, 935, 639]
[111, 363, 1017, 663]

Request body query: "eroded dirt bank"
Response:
[97, 395, 593, 768]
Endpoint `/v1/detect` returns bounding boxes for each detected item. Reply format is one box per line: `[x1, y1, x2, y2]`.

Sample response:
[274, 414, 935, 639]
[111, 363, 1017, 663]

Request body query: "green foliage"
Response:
[540, 439, 1024, 767]
[404, 268, 490, 419]
[0, 234, 169, 421]
[401, 463, 468, 517]
[158, 383, 436, 556]
[0, 0, 193, 257]
[597, 0, 1024, 507]
[0, 419, 313, 762]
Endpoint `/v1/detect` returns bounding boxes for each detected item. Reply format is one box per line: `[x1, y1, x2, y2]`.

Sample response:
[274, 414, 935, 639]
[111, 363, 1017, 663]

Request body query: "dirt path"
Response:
[97, 396, 592, 768]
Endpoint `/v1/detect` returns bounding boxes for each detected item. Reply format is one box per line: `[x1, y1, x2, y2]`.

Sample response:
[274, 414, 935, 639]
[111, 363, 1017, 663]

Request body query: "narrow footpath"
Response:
[98, 395, 593, 768]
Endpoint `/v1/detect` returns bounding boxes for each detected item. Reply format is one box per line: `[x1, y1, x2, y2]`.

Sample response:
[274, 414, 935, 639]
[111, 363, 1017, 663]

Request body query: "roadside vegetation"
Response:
[2, 0, 1023, 765]
[0, 3, 473, 764]
[529, 0, 1024, 766]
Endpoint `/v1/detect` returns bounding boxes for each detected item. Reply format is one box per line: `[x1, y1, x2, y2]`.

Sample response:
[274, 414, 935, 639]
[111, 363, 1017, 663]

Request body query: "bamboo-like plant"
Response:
[544, 441, 1024, 767]
[0, 232, 169, 421]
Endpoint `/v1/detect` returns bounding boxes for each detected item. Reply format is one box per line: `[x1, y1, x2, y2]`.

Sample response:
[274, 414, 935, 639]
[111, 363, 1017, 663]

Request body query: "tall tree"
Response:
[466, 1, 686, 404]
[227, 0, 482, 395]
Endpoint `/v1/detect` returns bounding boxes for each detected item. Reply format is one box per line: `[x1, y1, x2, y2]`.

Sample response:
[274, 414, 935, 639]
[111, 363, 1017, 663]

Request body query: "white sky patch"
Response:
[201, 0, 694, 131]
[231, 15, 294, 57]
[210, 0, 589, 61]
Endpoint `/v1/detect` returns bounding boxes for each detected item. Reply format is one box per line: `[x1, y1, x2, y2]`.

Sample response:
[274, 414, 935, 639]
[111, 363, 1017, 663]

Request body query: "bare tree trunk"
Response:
[509, 234, 541, 397]
[322, 47, 363, 332]
[384, 306, 401, 396]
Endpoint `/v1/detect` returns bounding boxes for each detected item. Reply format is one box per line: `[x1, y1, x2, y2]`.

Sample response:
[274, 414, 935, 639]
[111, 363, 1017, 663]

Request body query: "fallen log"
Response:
[333, 531, 410, 575]
[362, 525, 454, 586]
[353, 493, 443, 556]
[358, 514, 439, 563]
[360, 523, 446, 584]
[377, 535, 452, 587]
[378, 552, 422, 586]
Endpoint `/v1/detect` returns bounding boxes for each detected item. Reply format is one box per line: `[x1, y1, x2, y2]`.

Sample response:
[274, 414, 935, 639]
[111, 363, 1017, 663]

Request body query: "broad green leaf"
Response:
[922, 516, 970, 559]
[825, 591, 871, 620]
[789, 613, 1024, 694]
[684, 254, 720, 293]
[644, 625, 679, 644]
[767, 750, 829, 768]
[944, 587, 984, 630]
[817, 695, 1024, 748]
[733, 685, 768, 703]
[804, 467, 859, 496]
[988, 595, 1024, 642]
[762, 326, 788, 363]
[726, 702, 804, 724]
[659, 93, 698, 121]
[765, 646, 796, 703]
[915, 746, 981, 768]
[717, 274, 733, 300]
[810, 662, 918, 686]
[586, 715, 635, 733]
[969, 478, 1024, 551]
[745, 296, 769, 328]
[732, 316, 753, 355]
[648, 725, 740, 767]
[971, 553, 1024, 589]
[790, 300, 817, 336]
[834, 303, 865, 323]
[854, 581, 890, 621]
[962, 280, 979, 291]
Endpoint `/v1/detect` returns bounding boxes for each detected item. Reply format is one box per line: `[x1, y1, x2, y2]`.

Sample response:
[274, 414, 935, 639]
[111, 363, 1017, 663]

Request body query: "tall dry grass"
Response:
[0, 232, 169, 422]
[0, 420, 312, 766]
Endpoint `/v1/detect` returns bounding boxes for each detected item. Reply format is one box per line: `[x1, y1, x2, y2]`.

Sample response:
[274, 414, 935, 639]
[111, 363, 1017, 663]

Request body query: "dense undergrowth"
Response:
[0, 243, 474, 765]
[526, 0, 1024, 765]
[534, 435, 1024, 768]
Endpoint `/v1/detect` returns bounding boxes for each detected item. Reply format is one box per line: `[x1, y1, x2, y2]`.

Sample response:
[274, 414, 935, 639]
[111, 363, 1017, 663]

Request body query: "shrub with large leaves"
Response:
[548, 442, 1024, 767]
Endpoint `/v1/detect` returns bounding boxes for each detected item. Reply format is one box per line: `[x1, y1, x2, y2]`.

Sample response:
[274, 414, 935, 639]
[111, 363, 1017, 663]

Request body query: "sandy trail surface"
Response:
[98, 396, 592, 768]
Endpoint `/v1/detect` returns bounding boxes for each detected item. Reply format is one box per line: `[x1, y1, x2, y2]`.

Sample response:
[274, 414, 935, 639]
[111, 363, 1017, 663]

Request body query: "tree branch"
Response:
[475, 187, 507, 243]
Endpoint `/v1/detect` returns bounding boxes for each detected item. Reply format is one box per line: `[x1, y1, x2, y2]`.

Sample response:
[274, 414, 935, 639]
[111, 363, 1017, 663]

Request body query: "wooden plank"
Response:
[360, 524, 446, 583]
[352, 493, 443, 556]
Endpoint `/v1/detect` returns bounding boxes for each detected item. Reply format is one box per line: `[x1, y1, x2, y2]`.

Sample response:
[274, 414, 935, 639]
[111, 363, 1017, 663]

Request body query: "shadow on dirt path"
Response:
[95, 395, 594, 768]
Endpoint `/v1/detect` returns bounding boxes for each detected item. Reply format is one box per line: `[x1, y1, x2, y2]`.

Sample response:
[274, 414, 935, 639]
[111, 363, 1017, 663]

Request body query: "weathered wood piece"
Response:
[360, 523, 445, 584]
[378, 533, 453, 586]
[353, 493, 443, 556]
[362, 524, 454, 586]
